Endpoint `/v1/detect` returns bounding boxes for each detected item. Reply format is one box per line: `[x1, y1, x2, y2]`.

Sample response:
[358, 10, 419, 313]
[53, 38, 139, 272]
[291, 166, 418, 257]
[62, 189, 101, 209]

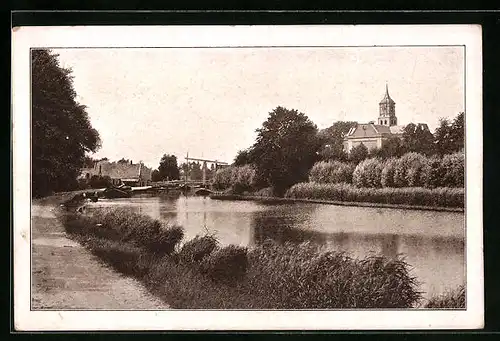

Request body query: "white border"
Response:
[12, 25, 483, 331]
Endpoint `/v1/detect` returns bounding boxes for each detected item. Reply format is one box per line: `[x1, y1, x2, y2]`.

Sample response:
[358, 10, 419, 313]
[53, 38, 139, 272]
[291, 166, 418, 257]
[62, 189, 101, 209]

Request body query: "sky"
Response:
[54, 46, 464, 169]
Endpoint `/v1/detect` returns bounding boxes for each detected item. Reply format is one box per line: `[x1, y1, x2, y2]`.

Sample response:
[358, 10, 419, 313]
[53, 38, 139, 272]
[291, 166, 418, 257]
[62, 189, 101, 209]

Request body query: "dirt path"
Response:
[31, 199, 169, 310]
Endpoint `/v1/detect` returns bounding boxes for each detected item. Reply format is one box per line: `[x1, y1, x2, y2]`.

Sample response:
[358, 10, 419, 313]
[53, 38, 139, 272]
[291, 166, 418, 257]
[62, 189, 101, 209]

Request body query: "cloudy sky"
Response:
[54, 46, 464, 169]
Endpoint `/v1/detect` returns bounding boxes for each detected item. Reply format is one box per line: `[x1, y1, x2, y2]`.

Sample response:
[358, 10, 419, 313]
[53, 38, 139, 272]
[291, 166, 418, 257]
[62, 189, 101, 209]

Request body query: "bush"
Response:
[179, 235, 219, 264]
[254, 187, 275, 197]
[285, 182, 464, 208]
[212, 167, 234, 190]
[381, 158, 398, 188]
[309, 161, 355, 184]
[441, 151, 464, 187]
[425, 285, 465, 308]
[212, 165, 256, 193]
[393, 153, 428, 188]
[352, 158, 383, 188]
[422, 155, 445, 188]
[201, 245, 248, 282]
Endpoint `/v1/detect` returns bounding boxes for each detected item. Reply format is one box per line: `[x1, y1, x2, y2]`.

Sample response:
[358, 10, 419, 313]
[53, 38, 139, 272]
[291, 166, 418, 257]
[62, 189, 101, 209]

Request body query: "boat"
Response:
[102, 186, 132, 199]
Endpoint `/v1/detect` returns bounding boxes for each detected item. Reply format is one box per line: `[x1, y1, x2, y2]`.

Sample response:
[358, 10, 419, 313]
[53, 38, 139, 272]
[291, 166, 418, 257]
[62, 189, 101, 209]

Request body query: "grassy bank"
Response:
[285, 183, 464, 209]
[60, 208, 464, 309]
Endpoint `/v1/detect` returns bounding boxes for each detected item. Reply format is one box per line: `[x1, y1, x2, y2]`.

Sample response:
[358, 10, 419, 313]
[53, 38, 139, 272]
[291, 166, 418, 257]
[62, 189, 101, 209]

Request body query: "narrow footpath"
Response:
[31, 197, 169, 310]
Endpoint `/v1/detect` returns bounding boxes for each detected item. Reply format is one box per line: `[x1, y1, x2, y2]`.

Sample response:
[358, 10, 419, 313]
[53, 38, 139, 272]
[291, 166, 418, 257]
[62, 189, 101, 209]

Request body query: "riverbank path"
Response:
[31, 198, 169, 310]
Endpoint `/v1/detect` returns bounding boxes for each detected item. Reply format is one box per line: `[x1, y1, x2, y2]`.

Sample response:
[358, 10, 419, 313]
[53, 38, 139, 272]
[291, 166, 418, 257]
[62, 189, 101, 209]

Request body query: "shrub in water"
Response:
[179, 235, 219, 264]
[353, 158, 383, 188]
[201, 244, 248, 282]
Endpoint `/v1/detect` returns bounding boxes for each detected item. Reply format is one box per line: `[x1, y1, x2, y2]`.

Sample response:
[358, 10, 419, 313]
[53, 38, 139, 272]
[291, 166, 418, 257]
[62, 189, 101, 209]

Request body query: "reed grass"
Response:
[285, 182, 464, 208]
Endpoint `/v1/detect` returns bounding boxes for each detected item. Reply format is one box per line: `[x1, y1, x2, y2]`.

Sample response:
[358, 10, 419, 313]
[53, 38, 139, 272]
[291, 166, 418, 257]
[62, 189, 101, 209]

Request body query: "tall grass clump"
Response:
[247, 241, 422, 309]
[352, 158, 384, 188]
[201, 245, 248, 283]
[179, 235, 219, 264]
[285, 182, 464, 208]
[425, 285, 465, 308]
[309, 160, 355, 184]
[66, 208, 184, 255]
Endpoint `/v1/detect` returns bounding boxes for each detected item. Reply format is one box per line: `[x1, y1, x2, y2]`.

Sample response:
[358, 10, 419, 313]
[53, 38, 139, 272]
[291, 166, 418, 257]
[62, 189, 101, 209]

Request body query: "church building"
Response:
[343, 85, 425, 153]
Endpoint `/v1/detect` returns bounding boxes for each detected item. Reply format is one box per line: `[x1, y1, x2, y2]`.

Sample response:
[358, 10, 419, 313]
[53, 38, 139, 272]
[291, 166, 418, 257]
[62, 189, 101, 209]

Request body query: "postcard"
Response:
[12, 24, 483, 330]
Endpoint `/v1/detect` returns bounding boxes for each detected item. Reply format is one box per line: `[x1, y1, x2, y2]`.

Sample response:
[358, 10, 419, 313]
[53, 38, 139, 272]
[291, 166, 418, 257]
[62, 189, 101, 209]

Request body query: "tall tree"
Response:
[250, 106, 321, 196]
[233, 149, 252, 166]
[32, 49, 101, 197]
[158, 154, 180, 180]
[348, 143, 369, 164]
[371, 136, 405, 159]
[401, 123, 434, 156]
[433, 118, 453, 155]
[449, 112, 465, 152]
[317, 121, 357, 161]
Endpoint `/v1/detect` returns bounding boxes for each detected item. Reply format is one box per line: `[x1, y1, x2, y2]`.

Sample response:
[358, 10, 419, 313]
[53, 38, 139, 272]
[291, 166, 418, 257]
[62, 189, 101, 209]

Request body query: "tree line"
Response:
[230, 107, 464, 196]
[31, 49, 464, 197]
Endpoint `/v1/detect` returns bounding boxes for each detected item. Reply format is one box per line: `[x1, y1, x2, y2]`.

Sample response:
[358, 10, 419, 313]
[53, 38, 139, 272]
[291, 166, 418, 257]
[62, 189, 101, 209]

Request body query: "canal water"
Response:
[91, 194, 465, 299]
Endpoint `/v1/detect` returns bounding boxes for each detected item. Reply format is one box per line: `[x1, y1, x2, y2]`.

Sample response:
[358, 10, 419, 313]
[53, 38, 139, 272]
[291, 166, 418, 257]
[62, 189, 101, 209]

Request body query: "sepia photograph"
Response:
[12, 25, 483, 330]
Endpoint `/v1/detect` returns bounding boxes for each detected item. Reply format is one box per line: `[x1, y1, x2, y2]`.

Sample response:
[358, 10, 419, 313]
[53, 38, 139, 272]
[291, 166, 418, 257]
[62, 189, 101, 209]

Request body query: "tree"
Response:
[348, 143, 369, 164]
[250, 106, 321, 196]
[117, 158, 132, 164]
[449, 112, 464, 152]
[233, 149, 253, 166]
[151, 169, 161, 182]
[317, 121, 357, 161]
[32, 49, 101, 197]
[371, 136, 405, 159]
[433, 118, 453, 155]
[158, 154, 180, 180]
[433, 112, 464, 155]
[401, 123, 434, 156]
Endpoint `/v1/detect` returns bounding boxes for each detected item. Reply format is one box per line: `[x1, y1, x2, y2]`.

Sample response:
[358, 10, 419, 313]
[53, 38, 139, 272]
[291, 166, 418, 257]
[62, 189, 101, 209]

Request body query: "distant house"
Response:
[343, 85, 429, 153]
[79, 160, 152, 187]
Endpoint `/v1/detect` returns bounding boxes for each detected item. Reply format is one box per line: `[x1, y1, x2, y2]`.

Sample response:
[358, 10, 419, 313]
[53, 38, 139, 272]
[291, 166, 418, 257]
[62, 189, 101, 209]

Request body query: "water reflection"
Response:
[250, 204, 326, 246]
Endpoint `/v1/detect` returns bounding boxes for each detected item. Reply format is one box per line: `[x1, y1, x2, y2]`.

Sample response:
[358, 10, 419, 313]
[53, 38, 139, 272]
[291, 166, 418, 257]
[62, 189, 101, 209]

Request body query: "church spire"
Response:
[378, 83, 397, 126]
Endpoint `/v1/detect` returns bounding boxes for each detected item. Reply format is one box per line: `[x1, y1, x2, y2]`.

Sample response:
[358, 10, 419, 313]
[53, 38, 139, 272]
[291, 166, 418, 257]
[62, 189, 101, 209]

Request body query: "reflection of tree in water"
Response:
[380, 233, 400, 260]
[324, 232, 401, 260]
[250, 204, 326, 246]
[158, 194, 181, 223]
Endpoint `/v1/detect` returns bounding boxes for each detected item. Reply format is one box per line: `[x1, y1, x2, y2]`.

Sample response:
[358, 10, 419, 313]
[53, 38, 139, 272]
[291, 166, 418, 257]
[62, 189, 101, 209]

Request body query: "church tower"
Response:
[378, 84, 397, 126]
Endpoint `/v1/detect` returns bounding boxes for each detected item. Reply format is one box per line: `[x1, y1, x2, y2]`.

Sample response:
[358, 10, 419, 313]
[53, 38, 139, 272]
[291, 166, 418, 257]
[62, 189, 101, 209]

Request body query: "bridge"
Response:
[183, 153, 229, 186]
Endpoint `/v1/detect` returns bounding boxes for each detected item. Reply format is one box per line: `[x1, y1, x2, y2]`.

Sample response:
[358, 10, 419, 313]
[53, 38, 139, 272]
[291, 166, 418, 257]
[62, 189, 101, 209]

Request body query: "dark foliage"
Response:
[250, 106, 321, 196]
[158, 154, 180, 181]
[32, 49, 101, 197]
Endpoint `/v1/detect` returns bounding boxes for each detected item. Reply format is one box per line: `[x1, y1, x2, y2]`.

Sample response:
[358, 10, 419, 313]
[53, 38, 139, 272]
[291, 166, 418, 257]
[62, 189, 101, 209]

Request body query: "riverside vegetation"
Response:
[212, 151, 464, 209]
[60, 207, 465, 309]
